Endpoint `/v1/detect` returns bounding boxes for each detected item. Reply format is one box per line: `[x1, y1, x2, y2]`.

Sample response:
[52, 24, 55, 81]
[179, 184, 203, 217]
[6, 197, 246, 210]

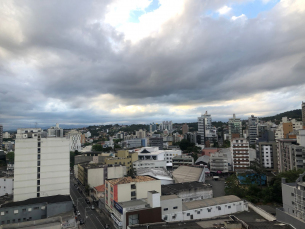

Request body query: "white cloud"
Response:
[217, 5, 232, 15]
[231, 14, 247, 21]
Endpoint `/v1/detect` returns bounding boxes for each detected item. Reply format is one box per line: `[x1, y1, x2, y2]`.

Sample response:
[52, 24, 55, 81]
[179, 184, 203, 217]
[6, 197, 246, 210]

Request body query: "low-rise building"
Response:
[172, 155, 194, 169]
[0, 195, 73, 226]
[149, 138, 163, 150]
[160, 195, 248, 222]
[78, 163, 126, 187]
[161, 181, 213, 202]
[164, 150, 182, 165]
[105, 150, 138, 169]
[133, 160, 166, 170]
[105, 176, 161, 213]
[172, 166, 205, 183]
[0, 176, 13, 196]
[210, 152, 229, 174]
[137, 168, 174, 185]
[137, 148, 164, 161]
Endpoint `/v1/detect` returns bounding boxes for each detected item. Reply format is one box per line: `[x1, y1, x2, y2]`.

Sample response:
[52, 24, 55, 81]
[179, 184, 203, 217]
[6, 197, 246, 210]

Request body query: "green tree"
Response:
[6, 152, 14, 163]
[179, 139, 194, 151]
[127, 165, 136, 177]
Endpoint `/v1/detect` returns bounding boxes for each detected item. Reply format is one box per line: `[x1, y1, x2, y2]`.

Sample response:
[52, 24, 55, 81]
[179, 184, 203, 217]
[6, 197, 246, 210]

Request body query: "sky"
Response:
[1, 0, 305, 130]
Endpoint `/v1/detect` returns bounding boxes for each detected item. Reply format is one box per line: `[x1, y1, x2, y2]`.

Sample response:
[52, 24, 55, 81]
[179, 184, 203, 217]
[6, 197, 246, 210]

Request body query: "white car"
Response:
[91, 205, 95, 210]
[76, 211, 81, 216]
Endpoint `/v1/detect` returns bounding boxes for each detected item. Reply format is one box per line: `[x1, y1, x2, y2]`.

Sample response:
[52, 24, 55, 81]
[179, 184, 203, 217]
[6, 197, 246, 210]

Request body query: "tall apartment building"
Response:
[182, 124, 189, 135]
[302, 101, 305, 129]
[231, 138, 250, 171]
[136, 129, 146, 139]
[0, 125, 2, 150]
[278, 173, 305, 228]
[161, 121, 172, 131]
[198, 112, 209, 144]
[277, 130, 305, 172]
[248, 115, 258, 146]
[228, 114, 242, 140]
[66, 130, 81, 151]
[105, 176, 161, 213]
[149, 123, 157, 133]
[47, 123, 63, 137]
[14, 128, 70, 202]
[210, 152, 228, 174]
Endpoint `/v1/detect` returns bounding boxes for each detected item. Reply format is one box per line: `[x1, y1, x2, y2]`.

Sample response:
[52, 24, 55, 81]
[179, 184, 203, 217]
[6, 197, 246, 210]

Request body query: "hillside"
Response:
[260, 109, 302, 122]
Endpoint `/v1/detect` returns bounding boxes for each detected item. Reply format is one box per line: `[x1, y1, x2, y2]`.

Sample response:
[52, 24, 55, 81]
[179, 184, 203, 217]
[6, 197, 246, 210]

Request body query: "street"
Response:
[70, 175, 113, 229]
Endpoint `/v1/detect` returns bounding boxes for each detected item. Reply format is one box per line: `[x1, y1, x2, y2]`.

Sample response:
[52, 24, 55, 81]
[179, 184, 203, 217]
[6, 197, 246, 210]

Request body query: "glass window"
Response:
[128, 214, 139, 225]
[163, 208, 168, 211]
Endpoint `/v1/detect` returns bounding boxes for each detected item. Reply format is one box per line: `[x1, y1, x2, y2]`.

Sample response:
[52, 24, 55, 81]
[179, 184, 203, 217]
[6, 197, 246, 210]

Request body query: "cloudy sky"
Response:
[1, 0, 305, 130]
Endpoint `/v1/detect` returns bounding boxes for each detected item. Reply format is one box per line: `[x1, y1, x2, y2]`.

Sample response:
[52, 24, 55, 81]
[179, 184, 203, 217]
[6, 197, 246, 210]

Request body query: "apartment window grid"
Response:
[37, 134, 41, 198]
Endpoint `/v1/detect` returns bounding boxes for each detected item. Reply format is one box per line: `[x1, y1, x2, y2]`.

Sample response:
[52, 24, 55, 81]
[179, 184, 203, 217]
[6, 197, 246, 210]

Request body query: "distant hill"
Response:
[260, 109, 302, 122]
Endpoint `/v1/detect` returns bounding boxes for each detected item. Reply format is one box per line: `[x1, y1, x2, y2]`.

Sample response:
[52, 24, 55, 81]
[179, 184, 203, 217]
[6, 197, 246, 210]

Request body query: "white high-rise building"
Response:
[161, 121, 173, 131]
[47, 123, 63, 137]
[248, 115, 258, 146]
[198, 111, 215, 144]
[0, 125, 2, 150]
[136, 129, 146, 139]
[66, 130, 81, 151]
[14, 128, 70, 202]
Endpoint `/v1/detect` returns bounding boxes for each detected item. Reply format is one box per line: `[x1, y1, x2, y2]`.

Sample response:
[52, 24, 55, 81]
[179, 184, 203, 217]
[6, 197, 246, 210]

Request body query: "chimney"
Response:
[147, 191, 160, 208]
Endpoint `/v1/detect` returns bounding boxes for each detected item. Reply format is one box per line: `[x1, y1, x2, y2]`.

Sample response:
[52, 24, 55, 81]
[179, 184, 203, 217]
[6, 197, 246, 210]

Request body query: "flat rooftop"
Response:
[172, 166, 204, 183]
[119, 199, 147, 208]
[107, 176, 157, 185]
[183, 195, 241, 211]
[161, 181, 212, 195]
[160, 195, 179, 201]
[1, 195, 71, 208]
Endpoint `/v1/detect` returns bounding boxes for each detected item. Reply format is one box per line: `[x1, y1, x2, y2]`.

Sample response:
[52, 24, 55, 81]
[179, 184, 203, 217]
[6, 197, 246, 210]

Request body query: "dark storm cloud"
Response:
[0, 0, 305, 128]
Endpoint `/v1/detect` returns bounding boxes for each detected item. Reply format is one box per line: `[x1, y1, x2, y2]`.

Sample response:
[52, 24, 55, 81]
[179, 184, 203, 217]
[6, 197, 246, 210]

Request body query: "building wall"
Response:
[125, 207, 162, 229]
[107, 166, 127, 179]
[0, 178, 13, 196]
[177, 188, 213, 202]
[46, 201, 73, 218]
[282, 183, 295, 216]
[182, 200, 247, 221]
[161, 198, 183, 222]
[164, 150, 181, 164]
[73, 165, 78, 179]
[231, 138, 250, 171]
[14, 135, 69, 201]
[133, 160, 167, 170]
[88, 168, 105, 188]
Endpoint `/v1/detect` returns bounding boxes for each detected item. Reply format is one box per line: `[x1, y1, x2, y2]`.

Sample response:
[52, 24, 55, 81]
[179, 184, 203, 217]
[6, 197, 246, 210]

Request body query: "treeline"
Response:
[260, 109, 302, 123]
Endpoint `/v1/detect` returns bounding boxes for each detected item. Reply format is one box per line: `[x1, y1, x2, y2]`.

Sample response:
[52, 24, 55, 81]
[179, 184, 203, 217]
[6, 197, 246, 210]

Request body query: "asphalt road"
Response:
[70, 175, 112, 229]
[205, 178, 226, 198]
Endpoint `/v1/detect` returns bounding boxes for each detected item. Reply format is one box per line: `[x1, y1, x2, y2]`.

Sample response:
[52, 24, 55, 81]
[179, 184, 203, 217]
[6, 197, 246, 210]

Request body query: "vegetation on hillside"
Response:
[260, 109, 302, 123]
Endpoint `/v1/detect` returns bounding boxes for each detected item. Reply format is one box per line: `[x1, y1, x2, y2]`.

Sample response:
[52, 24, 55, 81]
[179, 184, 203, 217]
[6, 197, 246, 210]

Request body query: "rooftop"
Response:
[94, 184, 105, 192]
[161, 181, 212, 195]
[160, 195, 179, 201]
[172, 166, 204, 183]
[1, 195, 71, 208]
[119, 199, 147, 208]
[182, 195, 241, 210]
[107, 175, 157, 185]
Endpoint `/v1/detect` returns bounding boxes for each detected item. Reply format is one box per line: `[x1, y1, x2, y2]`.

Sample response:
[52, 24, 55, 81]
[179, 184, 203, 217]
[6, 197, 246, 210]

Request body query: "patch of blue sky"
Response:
[128, 0, 160, 23]
[231, 0, 280, 18]
[205, 0, 280, 19]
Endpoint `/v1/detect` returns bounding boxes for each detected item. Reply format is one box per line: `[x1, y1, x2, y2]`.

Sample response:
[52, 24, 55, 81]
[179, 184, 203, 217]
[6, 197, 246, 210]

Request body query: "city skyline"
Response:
[1, 0, 305, 129]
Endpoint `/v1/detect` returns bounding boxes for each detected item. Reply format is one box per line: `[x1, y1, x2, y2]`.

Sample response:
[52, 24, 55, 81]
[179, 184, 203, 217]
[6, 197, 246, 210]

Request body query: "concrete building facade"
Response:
[231, 138, 250, 171]
[248, 115, 258, 146]
[14, 128, 70, 202]
[0, 125, 2, 150]
[47, 123, 63, 138]
[0, 177, 13, 196]
[172, 155, 194, 169]
[228, 114, 242, 140]
[210, 152, 229, 174]
[133, 160, 166, 170]
[66, 130, 81, 152]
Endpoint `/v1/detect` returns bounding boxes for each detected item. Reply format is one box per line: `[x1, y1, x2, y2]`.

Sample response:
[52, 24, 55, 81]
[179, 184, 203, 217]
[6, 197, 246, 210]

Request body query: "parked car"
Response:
[91, 205, 95, 210]
[79, 219, 85, 225]
[76, 211, 81, 216]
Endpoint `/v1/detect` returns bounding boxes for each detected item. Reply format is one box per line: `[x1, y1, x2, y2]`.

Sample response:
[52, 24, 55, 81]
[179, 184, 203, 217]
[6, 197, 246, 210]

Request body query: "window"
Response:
[172, 215, 176, 219]
[1, 221, 4, 224]
[37, 180, 40, 185]
[128, 214, 139, 226]
[29, 217, 32, 220]
[173, 206, 178, 209]
[37, 187, 40, 192]
[131, 184, 136, 189]
[228, 206, 231, 209]
[38, 142, 41, 147]
[207, 209, 211, 212]
[22, 209, 26, 212]
[291, 193, 295, 196]
[5, 211, 8, 214]
[28, 208, 32, 212]
[37, 193, 40, 197]
[163, 216, 168, 220]
[37, 173, 40, 179]
[37, 161, 40, 166]
[38, 155, 40, 160]
[0, 212, 4, 216]
[37, 167, 40, 173]
[23, 218, 26, 221]
[34, 207, 39, 210]
[197, 211, 200, 214]
[41, 206, 45, 210]
[131, 191, 136, 197]
[187, 213, 190, 216]
[14, 210, 18, 214]
[163, 208, 168, 211]
[12, 219, 15, 223]
[292, 201, 295, 205]
[18, 219, 21, 222]
[218, 207, 221, 210]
